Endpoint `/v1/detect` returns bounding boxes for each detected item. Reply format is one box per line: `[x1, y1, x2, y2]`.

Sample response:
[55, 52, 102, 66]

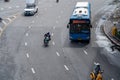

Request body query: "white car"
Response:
[24, 6, 38, 16]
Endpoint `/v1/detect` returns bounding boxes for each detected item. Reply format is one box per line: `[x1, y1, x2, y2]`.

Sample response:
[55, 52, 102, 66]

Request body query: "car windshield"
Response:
[70, 24, 90, 34]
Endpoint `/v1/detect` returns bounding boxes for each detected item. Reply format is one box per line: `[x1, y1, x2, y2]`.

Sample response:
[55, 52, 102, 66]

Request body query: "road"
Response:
[0, 0, 120, 80]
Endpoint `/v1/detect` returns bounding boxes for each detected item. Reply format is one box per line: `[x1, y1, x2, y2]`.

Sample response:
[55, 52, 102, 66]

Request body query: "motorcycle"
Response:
[90, 63, 103, 80]
[44, 36, 49, 47]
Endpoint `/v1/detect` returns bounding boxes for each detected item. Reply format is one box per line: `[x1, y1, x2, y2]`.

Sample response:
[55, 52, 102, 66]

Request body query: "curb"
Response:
[102, 24, 120, 47]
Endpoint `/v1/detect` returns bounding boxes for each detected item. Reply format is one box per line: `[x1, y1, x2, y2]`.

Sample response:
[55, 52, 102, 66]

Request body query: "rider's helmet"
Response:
[47, 32, 50, 36]
[96, 63, 100, 66]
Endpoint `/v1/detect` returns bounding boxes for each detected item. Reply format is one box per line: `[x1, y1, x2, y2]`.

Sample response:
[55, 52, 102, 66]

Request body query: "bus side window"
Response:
[67, 23, 70, 28]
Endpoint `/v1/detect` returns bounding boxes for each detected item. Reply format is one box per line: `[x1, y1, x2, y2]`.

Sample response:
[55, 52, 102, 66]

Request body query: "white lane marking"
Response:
[2, 20, 7, 25]
[28, 26, 31, 29]
[52, 41, 55, 45]
[26, 33, 29, 36]
[64, 65, 69, 71]
[8, 7, 12, 9]
[25, 42, 28, 46]
[83, 50, 88, 55]
[1, 8, 4, 10]
[26, 53, 29, 58]
[31, 68, 36, 74]
[51, 33, 54, 36]
[56, 52, 60, 56]
[7, 18, 11, 22]
[111, 78, 114, 80]
[16, 6, 20, 8]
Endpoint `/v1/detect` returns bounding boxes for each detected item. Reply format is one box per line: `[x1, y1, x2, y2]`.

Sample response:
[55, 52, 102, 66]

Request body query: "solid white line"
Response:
[64, 65, 69, 71]
[83, 50, 88, 55]
[26, 33, 29, 36]
[51, 33, 54, 36]
[25, 42, 28, 46]
[56, 52, 60, 56]
[31, 68, 36, 74]
[26, 53, 29, 58]
[52, 41, 55, 45]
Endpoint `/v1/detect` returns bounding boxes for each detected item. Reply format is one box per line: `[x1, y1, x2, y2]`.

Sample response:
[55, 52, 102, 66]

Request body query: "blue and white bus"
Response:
[67, 2, 92, 42]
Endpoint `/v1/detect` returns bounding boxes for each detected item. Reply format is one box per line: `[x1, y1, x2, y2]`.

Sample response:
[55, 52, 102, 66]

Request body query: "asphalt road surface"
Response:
[0, 0, 120, 80]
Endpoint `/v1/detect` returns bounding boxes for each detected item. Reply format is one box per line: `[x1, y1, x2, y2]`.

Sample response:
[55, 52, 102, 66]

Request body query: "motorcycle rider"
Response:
[44, 32, 51, 41]
[94, 63, 101, 78]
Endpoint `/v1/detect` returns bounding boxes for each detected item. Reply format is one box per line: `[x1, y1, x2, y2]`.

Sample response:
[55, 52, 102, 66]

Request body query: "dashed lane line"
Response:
[51, 33, 54, 36]
[25, 42, 28, 46]
[26, 33, 29, 36]
[52, 41, 55, 45]
[56, 52, 60, 56]
[26, 53, 29, 58]
[83, 50, 88, 55]
[31, 68, 36, 74]
[64, 65, 69, 71]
